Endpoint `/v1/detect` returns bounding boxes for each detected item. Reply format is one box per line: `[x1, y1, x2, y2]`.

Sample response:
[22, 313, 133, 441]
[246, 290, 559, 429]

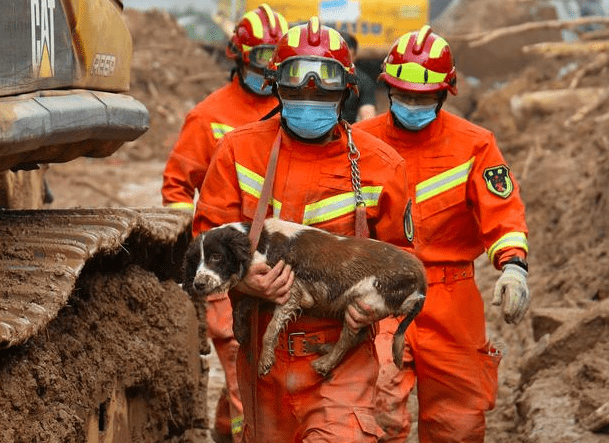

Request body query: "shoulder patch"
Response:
[404, 198, 414, 242]
[483, 165, 513, 198]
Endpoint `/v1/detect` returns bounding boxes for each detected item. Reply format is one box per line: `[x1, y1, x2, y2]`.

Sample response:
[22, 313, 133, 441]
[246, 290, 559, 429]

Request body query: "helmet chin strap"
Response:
[436, 90, 448, 113]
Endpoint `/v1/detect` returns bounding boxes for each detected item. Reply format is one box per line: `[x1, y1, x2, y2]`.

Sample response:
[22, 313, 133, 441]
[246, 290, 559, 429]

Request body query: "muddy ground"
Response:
[11, 1, 609, 441]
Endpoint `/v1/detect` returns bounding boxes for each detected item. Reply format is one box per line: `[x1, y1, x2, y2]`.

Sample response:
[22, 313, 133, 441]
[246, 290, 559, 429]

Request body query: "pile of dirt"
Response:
[0, 265, 205, 443]
[120, 9, 229, 163]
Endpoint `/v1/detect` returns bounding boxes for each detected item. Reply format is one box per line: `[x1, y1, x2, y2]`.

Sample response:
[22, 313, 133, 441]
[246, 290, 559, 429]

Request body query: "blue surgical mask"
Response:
[243, 71, 272, 96]
[281, 100, 339, 139]
[391, 100, 437, 131]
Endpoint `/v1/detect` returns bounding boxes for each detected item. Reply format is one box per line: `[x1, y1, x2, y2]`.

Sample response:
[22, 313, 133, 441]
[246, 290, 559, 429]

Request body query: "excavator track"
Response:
[0, 207, 192, 349]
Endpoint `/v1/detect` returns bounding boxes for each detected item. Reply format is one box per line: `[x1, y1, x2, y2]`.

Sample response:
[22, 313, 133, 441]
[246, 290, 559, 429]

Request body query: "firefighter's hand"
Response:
[345, 299, 378, 332]
[492, 264, 530, 325]
[236, 260, 294, 304]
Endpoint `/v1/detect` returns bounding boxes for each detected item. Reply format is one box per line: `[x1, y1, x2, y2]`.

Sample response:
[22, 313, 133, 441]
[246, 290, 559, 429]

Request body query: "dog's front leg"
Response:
[258, 295, 300, 376]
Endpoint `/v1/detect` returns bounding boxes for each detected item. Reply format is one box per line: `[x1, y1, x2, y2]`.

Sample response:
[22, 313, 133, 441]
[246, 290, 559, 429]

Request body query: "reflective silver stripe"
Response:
[211, 122, 234, 140]
[235, 163, 282, 216]
[416, 157, 475, 203]
[303, 186, 382, 225]
[487, 231, 528, 263]
[236, 163, 263, 198]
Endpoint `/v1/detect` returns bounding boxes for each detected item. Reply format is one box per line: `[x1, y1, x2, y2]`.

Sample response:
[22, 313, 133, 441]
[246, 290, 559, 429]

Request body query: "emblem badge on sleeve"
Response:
[483, 165, 513, 198]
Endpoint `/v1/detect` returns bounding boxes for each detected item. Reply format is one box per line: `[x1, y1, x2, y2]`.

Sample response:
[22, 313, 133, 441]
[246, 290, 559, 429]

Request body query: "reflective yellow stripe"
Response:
[416, 25, 430, 46]
[429, 36, 449, 58]
[210, 122, 234, 140]
[244, 11, 263, 39]
[231, 414, 243, 434]
[396, 32, 413, 54]
[385, 62, 447, 85]
[260, 3, 275, 30]
[328, 28, 341, 51]
[287, 27, 300, 47]
[487, 232, 529, 263]
[166, 202, 194, 210]
[303, 186, 382, 225]
[236, 163, 263, 197]
[310, 16, 319, 33]
[277, 14, 289, 33]
[235, 163, 282, 216]
[416, 157, 475, 203]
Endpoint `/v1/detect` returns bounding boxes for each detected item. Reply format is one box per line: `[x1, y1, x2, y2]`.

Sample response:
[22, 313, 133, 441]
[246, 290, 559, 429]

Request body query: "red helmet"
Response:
[379, 25, 457, 95]
[267, 17, 358, 93]
[227, 4, 289, 69]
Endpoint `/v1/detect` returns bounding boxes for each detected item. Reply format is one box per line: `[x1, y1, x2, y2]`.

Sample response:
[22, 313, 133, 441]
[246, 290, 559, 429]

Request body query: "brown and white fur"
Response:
[183, 218, 426, 377]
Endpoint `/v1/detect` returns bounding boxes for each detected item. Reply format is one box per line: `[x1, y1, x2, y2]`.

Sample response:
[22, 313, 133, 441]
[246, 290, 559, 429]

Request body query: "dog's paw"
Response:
[392, 355, 404, 369]
[311, 356, 335, 377]
[257, 353, 275, 377]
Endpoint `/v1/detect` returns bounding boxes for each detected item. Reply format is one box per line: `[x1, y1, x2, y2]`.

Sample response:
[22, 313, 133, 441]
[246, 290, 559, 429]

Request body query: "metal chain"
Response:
[344, 121, 365, 207]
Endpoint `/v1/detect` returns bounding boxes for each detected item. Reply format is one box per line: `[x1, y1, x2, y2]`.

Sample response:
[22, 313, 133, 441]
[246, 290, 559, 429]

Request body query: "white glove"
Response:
[492, 263, 530, 325]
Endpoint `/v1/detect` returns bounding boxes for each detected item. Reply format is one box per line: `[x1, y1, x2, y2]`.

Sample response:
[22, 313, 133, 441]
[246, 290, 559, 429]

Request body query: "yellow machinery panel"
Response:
[221, 0, 428, 59]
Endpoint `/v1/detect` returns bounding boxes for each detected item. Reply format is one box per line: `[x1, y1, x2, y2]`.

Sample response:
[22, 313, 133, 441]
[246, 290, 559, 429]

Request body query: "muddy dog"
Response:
[183, 218, 426, 377]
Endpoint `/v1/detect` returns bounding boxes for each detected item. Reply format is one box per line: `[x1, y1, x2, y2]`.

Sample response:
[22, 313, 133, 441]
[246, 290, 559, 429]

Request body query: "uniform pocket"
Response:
[353, 407, 385, 438]
[308, 171, 360, 234]
[418, 181, 466, 220]
[476, 341, 502, 409]
[417, 182, 468, 245]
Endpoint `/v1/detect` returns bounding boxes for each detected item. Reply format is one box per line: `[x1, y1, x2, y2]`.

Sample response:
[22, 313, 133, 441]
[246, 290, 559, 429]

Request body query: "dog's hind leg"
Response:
[311, 326, 367, 377]
[392, 292, 425, 368]
[258, 295, 301, 376]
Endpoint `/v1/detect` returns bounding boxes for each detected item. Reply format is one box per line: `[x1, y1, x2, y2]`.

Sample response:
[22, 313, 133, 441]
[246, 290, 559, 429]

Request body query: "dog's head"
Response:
[182, 224, 252, 297]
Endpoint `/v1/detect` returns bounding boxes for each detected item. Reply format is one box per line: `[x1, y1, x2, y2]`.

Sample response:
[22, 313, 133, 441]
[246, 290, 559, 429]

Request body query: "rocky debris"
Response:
[444, 2, 609, 441]
[122, 8, 228, 163]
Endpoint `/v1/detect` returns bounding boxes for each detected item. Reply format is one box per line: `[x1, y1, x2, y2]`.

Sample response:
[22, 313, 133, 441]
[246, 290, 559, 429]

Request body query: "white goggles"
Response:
[274, 57, 353, 91]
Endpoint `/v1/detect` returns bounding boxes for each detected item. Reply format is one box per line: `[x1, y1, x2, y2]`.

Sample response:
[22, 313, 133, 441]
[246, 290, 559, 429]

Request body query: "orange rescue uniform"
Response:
[355, 109, 529, 443]
[162, 75, 279, 209]
[194, 116, 413, 443]
[162, 75, 279, 441]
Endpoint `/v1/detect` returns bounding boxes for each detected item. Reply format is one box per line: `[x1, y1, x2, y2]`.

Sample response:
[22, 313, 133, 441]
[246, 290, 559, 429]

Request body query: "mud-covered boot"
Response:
[211, 387, 233, 443]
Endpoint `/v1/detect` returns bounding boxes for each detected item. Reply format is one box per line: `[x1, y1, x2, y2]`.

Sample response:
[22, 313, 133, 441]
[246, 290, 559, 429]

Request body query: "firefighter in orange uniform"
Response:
[193, 17, 415, 442]
[354, 25, 530, 443]
[162, 5, 288, 442]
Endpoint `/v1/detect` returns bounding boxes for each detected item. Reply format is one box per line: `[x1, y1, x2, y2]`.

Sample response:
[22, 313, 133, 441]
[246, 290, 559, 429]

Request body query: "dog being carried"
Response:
[183, 218, 427, 377]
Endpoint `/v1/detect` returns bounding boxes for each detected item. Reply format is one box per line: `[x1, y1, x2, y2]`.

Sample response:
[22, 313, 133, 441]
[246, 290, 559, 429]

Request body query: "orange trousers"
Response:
[375, 275, 501, 443]
[208, 296, 244, 442]
[237, 313, 384, 442]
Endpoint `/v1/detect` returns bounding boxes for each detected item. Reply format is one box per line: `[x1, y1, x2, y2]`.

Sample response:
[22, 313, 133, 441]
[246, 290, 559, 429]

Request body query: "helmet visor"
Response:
[249, 45, 276, 69]
[276, 57, 347, 91]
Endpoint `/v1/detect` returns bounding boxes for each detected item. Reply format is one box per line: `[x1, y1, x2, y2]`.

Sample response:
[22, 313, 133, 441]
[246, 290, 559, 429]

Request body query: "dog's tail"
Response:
[392, 292, 426, 368]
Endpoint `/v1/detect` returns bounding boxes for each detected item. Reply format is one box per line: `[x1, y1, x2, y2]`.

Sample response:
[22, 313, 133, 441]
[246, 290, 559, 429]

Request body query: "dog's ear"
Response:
[223, 229, 252, 277]
[182, 235, 202, 296]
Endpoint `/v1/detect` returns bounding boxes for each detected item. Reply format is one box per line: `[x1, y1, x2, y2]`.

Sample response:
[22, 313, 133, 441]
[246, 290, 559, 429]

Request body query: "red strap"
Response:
[246, 129, 282, 441]
[249, 130, 282, 252]
[355, 205, 369, 238]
